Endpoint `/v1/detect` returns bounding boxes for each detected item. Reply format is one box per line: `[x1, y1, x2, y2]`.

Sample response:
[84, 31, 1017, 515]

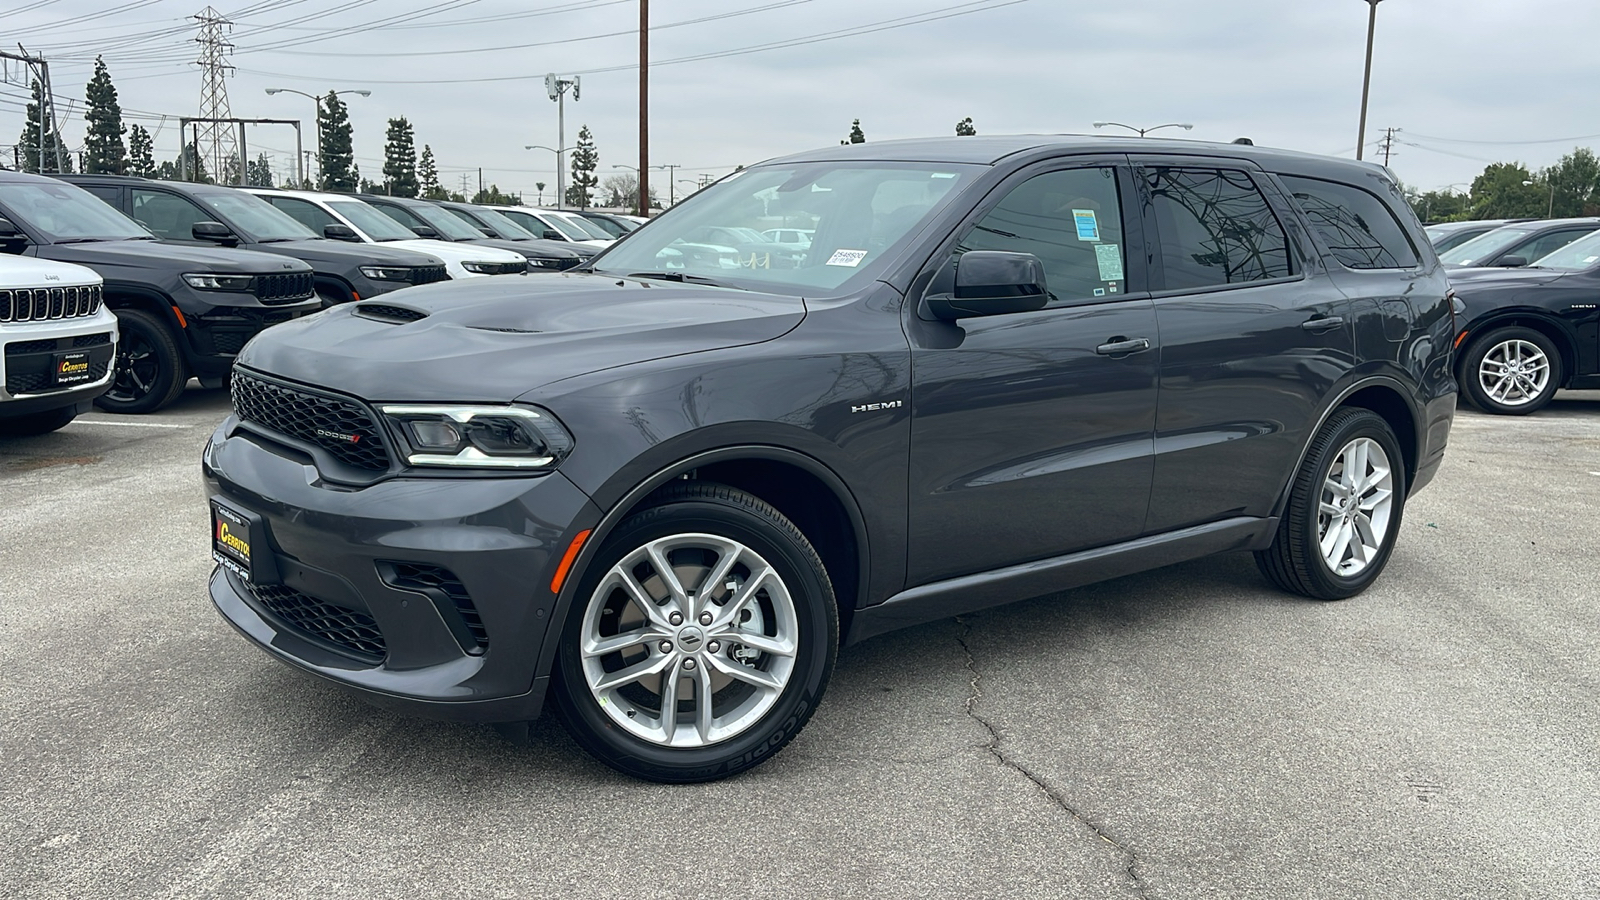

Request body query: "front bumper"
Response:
[0, 306, 118, 407]
[202, 416, 600, 722]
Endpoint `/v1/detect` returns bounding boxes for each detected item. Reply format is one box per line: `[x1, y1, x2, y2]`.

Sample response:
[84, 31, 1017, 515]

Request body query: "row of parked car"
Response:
[1423, 216, 1600, 414]
[0, 167, 647, 431]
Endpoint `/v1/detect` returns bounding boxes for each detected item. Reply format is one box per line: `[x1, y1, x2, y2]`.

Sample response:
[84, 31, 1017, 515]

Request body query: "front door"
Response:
[906, 160, 1159, 585]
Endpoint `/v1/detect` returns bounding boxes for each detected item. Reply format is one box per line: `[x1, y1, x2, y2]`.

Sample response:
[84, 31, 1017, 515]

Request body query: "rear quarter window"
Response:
[1280, 175, 1419, 270]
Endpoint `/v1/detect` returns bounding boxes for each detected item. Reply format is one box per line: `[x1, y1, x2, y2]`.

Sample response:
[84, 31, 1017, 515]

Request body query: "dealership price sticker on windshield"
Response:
[1096, 243, 1125, 282]
[1073, 209, 1100, 241]
[826, 249, 869, 267]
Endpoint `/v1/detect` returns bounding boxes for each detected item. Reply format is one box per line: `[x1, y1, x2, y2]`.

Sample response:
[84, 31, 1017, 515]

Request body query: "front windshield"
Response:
[0, 181, 151, 242]
[555, 212, 613, 240]
[588, 161, 980, 296]
[453, 206, 535, 240]
[530, 212, 591, 242]
[195, 190, 315, 242]
[328, 200, 420, 241]
[1530, 229, 1600, 271]
[1442, 227, 1530, 266]
[410, 202, 487, 240]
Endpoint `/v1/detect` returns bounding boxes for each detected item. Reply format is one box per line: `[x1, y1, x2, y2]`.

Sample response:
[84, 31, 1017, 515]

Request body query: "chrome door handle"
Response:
[1301, 316, 1345, 332]
[1095, 337, 1151, 356]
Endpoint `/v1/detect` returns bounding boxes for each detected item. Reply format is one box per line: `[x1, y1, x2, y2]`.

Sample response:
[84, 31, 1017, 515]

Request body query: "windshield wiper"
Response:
[623, 271, 742, 289]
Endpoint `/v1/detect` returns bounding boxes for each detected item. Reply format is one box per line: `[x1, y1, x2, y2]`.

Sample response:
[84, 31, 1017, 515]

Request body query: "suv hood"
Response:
[1, 254, 101, 287]
[40, 238, 312, 274]
[261, 240, 441, 268]
[237, 273, 806, 402]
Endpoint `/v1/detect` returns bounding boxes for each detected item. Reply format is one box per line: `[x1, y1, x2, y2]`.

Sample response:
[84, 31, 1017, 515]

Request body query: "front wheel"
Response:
[1460, 326, 1562, 415]
[551, 483, 838, 783]
[1256, 408, 1406, 600]
[95, 308, 188, 414]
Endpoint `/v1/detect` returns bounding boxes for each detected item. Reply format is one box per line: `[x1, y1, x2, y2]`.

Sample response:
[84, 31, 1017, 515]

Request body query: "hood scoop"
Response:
[354, 303, 429, 324]
[468, 325, 542, 334]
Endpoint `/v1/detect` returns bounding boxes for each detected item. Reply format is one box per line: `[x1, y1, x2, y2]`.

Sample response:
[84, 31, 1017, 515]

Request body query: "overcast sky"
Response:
[4, 0, 1597, 203]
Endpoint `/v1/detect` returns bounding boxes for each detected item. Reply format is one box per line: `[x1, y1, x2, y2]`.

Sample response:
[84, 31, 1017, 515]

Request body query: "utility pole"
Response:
[194, 6, 239, 183]
[1355, 0, 1384, 161]
[638, 0, 650, 218]
[1379, 127, 1398, 167]
[545, 73, 580, 209]
[1, 47, 63, 173]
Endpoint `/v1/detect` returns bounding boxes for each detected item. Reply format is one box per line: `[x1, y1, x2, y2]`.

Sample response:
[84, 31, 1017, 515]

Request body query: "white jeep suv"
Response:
[1, 256, 118, 435]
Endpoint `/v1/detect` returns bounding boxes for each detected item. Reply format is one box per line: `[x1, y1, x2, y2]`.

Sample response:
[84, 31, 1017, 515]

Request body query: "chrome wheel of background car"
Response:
[1316, 437, 1394, 578]
[580, 532, 799, 748]
[1477, 339, 1550, 408]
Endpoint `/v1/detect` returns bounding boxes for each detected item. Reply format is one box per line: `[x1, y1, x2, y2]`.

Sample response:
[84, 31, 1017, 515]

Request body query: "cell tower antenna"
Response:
[194, 6, 237, 181]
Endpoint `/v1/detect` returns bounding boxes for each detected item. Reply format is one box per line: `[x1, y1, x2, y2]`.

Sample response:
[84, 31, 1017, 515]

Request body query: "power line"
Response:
[1400, 130, 1600, 147]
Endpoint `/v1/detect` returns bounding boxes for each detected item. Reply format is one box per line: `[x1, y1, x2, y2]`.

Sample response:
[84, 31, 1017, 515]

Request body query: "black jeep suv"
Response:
[60, 175, 450, 306]
[0, 170, 318, 413]
[203, 136, 1456, 782]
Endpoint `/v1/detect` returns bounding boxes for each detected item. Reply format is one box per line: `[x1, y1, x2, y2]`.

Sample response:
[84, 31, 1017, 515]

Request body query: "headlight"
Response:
[183, 273, 253, 291]
[527, 257, 564, 268]
[462, 260, 528, 275]
[379, 405, 573, 470]
[360, 266, 414, 282]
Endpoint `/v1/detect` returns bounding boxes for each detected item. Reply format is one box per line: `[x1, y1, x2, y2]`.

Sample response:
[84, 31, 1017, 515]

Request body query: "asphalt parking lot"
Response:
[3, 387, 1599, 899]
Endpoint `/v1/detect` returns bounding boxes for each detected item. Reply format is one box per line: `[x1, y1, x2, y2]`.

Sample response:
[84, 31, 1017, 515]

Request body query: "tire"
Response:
[1256, 408, 1407, 600]
[0, 406, 76, 436]
[551, 482, 838, 783]
[95, 308, 188, 414]
[1459, 326, 1563, 415]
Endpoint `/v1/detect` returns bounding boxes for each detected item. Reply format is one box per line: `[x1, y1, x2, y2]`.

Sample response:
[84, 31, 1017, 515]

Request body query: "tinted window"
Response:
[130, 189, 211, 241]
[193, 190, 315, 242]
[81, 184, 120, 205]
[1280, 175, 1418, 270]
[1513, 228, 1595, 263]
[1146, 167, 1293, 289]
[955, 166, 1127, 304]
[267, 196, 338, 233]
[0, 181, 151, 241]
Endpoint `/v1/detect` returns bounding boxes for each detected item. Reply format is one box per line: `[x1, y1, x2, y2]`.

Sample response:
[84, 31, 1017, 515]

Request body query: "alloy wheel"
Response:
[106, 330, 158, 404]
[1317, 437, 1394, 577]
[1477, 338, 1550, 408]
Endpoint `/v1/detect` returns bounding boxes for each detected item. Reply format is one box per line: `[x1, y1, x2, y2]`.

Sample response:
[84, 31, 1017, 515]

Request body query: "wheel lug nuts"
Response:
[668, 612, 683, 626]
[699, 612, 713, 626]
[682, 658, 697, 671]
[659, 640, 673, 653]
[707, 640, 720, 653]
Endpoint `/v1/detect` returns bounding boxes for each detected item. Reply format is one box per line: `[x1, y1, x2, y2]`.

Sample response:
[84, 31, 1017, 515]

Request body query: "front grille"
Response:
[230, 370, 391, 470]
[555, 256, 583, 271]
[0, 285, 103, 322]
[354, 304, 428, 324]
[73, 332, 113, 348]
[254, 272, 315, 305]
[244, 582, 386, 662]
[5, 333, 111, 356]
[7, 358, 109, 395]
[5, 338, 59, 355]
[409, 265, 450, 285]
[473, 261, 528, 276]
[382, 563, 488, 651]
[213, 331, 249, 355]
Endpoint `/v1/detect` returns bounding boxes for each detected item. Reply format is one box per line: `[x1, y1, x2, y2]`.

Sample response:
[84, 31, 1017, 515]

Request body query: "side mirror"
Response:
[543, 229, 565, 241]
[410, 224, 440, 239]
[323, 224, 361, 242]
[478, 227, 502, 239]
[191, 220, 238, 247]
[0, 216, 27, 253]
[926, 251, 1050, 320]
[1495, 255, 1529, 268]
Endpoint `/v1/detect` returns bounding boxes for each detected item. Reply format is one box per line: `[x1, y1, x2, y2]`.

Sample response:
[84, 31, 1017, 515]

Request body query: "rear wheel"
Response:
[1460, 326, 1562, 415]
[551, 483, 837, 783]
[1256, 408, 1406, 600]
[95, 308, 187, 414]
[0, 406, 77, 436]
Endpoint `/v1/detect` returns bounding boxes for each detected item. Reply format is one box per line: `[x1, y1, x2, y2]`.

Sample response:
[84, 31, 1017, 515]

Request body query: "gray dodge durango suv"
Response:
[202, 136, 1456, 782]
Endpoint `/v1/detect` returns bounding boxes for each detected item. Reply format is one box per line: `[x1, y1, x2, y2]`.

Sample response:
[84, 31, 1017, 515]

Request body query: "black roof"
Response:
[55, 173, 238, 195]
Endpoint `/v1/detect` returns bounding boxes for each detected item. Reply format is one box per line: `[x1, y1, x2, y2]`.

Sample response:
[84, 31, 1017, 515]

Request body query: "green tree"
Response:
[534, 181, 546, 205]
[566, 124, 599, 208]
[317, 91, 356, 192]
[127, 124, 155, 177]
[417, 144, 445, 199]
[174, 142, 210, 183]
[14, 79, 70, 173]
[1538, 148, 1600, 217]
[472, 184, 521, 205]
[220, 152, 243, 186]
[842, 118, 865, 145]
[381, 116, 418, 197]
[955, 117, 976, 136]
[246, 152, 274, 187]
[83, 56, 127, 174]
[1468, 162, 1544, 219]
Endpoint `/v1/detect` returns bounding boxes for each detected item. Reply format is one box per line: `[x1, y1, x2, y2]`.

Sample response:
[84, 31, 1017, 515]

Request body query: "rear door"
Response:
[905, 157, 1160, 584]
[1134, 157, 1353, 534]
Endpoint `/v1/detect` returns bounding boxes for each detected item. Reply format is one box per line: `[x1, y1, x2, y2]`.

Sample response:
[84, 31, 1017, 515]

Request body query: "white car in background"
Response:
[487, 206, 612, 249]
[761, 228, 814, 251]
[0, 256, 118, 435]
[245, 189, 527, 279]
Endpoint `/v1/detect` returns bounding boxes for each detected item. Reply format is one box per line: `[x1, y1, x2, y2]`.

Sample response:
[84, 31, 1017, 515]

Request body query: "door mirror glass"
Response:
[1495, 255, 1528, 268]
[191, 220, 237, 245]
[410, 224, 440, 239]
[323, 223, 361, 242]
[928, 251, 1049, 319]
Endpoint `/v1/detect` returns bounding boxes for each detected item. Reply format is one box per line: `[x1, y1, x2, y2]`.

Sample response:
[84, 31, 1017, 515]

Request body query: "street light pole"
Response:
[266, 87, 370, 186]
[527, 145, 571, 208]
[1355, 0, 1383, 161]
[1092, 121, 1193, 137]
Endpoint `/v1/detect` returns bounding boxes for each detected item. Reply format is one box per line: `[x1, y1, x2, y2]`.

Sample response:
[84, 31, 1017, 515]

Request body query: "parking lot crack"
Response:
[955, 618, 1149, 898]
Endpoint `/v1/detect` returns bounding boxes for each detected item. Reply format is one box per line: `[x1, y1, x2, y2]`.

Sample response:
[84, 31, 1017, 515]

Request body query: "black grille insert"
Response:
[230, 370, 391, 471]
[254, 272, 315, 305]
[244, 581, 386, 662]
[381, 563, 488, 652]
[409, 265, 449, 285]
[354, 304, 428, 324]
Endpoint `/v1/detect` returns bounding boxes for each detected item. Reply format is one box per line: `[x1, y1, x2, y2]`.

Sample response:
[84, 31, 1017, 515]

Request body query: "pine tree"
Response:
[82, 57, 128, 174]
[246, 152, 274, 187]
[566, 124, 599, 209]
[956, 117, 976, 136]
[317, 91, 356, 192]
[417, 144, 445, 199]
[381, 117, 418, 197]
[127, 124, 155, 177]
[15, 79, 69, 173]
[221, 152, 243, 186]
[178, 142, 210, 183]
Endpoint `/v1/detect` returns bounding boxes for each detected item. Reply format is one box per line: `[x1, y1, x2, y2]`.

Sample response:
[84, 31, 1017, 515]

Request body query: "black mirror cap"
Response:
[928, 250, 1050, 319]
[1495, 255, 1529, 268]
[543, 229, 565, 241]
[191, 220, 238, 246]
[323, 224, 361, 242]
[410, 224, 440, 238]
[0, 216, 26, 253]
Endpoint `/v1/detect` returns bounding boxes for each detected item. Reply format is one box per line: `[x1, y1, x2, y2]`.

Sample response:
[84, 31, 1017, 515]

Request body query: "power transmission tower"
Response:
[1, 47, 65, 173]
[194, 6, 238, 182]
[1379, 127, 1399, 168]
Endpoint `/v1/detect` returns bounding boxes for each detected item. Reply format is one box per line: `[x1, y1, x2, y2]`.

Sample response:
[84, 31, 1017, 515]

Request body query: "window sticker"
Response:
[1073, 209, 1100, 242]
[826, 249, 869, 267]
[1095, 243, 1125, 281]
[1094, 288, 1107, 297]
